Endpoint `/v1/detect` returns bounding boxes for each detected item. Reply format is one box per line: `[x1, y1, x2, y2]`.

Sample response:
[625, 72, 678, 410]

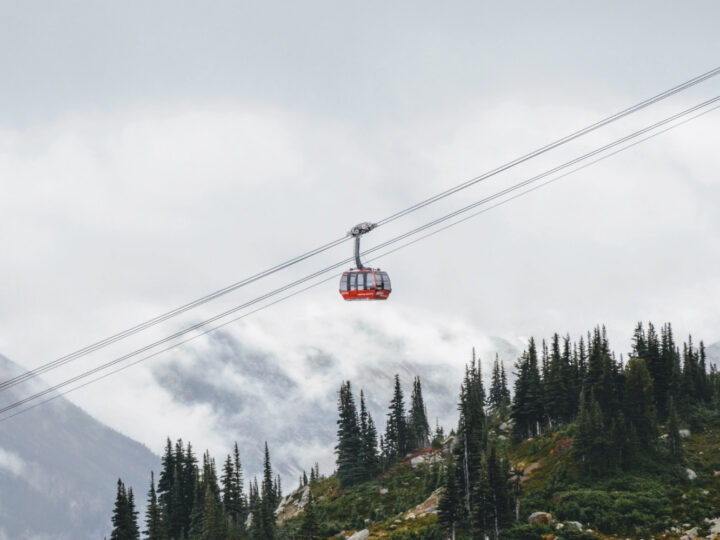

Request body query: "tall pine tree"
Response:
[408, 376, 430, 452]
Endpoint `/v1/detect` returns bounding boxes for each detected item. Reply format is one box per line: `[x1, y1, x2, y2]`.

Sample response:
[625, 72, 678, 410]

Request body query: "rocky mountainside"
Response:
[706, 341, 720, 367]
[0, 354, 159, 539]
[274, 416, 720, 539]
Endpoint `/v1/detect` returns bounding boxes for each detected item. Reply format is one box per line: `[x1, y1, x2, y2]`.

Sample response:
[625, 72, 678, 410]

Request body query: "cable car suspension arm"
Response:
[348, 222, 376, 269]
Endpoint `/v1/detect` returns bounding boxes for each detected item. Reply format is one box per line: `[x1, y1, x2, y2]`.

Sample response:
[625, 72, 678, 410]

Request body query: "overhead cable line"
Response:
[3, 98, 718, 425]
[0, 235, 349, 391]
[1, 65, 718, 392]
[1, 95, 717, 419]
[375, 65, 720, 226]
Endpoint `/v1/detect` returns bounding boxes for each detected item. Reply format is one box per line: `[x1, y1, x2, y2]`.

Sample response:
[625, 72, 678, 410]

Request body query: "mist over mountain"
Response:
[149, 329, 519, 486]
[706, 341, 720, 366]
[0, 354, 159, 540]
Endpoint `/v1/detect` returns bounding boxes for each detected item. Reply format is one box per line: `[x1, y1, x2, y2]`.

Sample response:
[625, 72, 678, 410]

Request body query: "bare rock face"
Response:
[347, 529, 370, 540]
[528, 511, 552, 526]
[275, 485, 310, 523]
[403, 487, 443, 520]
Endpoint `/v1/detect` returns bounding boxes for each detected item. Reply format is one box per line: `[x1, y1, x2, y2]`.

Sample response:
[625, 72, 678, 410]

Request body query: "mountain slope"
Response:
[0, 354, 160, 540]
[275, 416, 720, 539]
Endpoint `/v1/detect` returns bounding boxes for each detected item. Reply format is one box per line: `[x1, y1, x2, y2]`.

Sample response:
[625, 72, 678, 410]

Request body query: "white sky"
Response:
[1, 0, 719, 481]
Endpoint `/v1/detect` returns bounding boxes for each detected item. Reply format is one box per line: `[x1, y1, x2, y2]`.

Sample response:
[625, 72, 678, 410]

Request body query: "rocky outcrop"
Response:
[702, 517, 720, 539]
[686, 468, 697, 480]
[347, 530, 370, 540]
[409, 450, 444, 468]
[403, 487, 443, 520]
[275, 485, 310, 523]
[528, 511, 552, 525]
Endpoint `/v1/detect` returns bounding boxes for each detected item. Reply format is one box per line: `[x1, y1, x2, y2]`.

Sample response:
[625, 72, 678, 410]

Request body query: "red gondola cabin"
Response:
[339, 269, 391, 301]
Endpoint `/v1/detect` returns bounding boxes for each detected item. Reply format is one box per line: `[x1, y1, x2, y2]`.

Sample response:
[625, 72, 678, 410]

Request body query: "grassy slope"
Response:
[508, 411, 720, 539]
[280, 412, 720, 539]
[279, 450, 444, 539]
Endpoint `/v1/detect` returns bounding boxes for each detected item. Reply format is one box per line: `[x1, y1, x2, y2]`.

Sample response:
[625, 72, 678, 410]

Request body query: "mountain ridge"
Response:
[0, 354, 160, 539]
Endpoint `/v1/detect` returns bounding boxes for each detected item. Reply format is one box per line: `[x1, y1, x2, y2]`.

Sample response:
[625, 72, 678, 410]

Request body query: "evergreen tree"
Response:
[202, 482, 227, 540]
[176, 440, 197, 538]
[384, 374, 409, 461]
[488, 356, 507, 412]
[298, 490, 320, 539]
[454, 350, 487, 526]
[438, 459, 461, 540]
[408, 376, 430, 452]
[545, 333, 570, 425]
[431, 419, 445, 448]
[359, 389, 379, 479]
[624, 357, 657, 447]
[127, 488, 140, 540]
[574, 390, 607, 475]
[257, 442, 278, 540]
[335, 381, 364, 487]
[233, 442, 247, 529]
[500, 362, 511, 407]
[110, 479, 139, 540]
[667, 396, 683, 462]
[471, 444, 509, 540]
[156, 439, 177, 537]
[222, 445, 245, 534]
[511, 340, 543, 440]
[247, 477, 260, 535]
[472, 456, 491, 539]
[698, 341, 710, 403]
[144, 472, 164, 540]
[573, 390, 592, 473]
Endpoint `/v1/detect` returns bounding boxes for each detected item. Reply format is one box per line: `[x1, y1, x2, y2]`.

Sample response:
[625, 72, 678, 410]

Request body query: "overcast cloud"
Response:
[1, 1, 719, 481]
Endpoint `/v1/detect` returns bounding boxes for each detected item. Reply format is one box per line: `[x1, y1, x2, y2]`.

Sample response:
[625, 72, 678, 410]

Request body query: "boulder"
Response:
[686, 468, 697, 481]
[707, 517, 720, 538]
[348, 530, 370, 540]
[499, 422, 510, 431]
[379, 487, 389, 495]
[528, 512, 552, 526]
[566, 521, 583, 531]
[680, 526, 699, 540]
[410, 451, 444, 468]
[679, 429, 691, 438]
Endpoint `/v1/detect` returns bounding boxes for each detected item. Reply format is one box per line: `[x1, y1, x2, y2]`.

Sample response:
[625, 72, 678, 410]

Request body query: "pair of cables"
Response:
[1, 68, 719, 421]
